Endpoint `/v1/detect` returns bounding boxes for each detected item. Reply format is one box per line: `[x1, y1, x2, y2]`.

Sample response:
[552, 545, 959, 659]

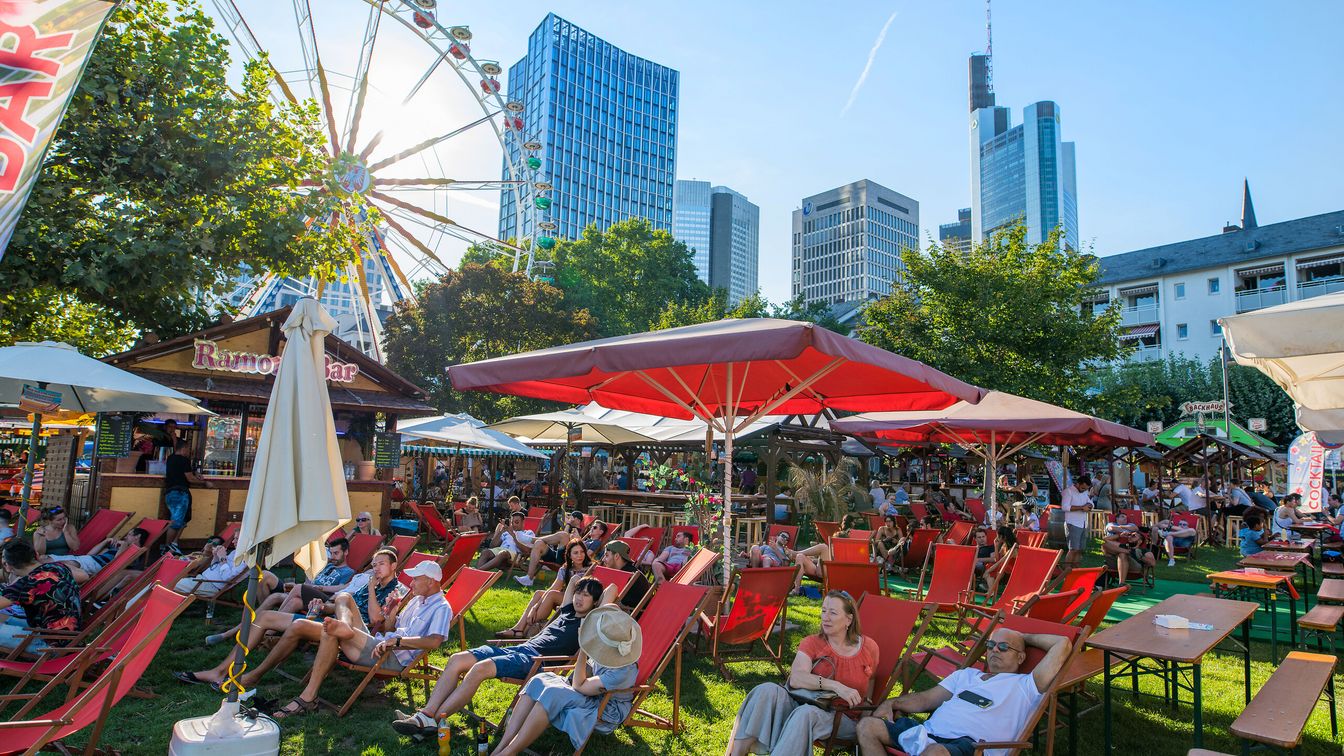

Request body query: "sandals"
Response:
[497, 628, 527, 639]
[272, 696, 318, 719]
[174, 671, 213, 686]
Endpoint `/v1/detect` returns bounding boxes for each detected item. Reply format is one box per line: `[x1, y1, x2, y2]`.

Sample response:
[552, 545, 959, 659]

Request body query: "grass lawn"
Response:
[20, 542, 1344, 755]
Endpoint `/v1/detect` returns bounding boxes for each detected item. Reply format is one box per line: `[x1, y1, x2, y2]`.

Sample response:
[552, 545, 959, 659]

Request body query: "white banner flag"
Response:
[1287, 431, 1342, 514]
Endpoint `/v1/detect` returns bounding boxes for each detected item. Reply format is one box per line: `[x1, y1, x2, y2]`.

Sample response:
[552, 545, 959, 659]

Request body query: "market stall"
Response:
[93, 308, 435, 545]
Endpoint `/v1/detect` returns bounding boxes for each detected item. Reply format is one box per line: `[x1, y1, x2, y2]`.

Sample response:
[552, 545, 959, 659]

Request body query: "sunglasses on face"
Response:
[356, 517, 370, 522]
[985, 641, 1023, 653]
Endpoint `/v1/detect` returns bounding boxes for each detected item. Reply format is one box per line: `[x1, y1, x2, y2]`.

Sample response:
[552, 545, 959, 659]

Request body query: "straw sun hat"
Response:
[578, 605, 642, 668]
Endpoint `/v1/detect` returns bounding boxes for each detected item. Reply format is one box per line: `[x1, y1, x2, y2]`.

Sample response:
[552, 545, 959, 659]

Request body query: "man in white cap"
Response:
[269, 558, 453, 719]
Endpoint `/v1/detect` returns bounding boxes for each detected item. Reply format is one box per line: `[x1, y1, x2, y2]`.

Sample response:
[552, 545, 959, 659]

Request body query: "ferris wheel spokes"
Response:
[343, 0, 383, 153]
[212, 0, 300, 105]
[365, 110, 500, 173]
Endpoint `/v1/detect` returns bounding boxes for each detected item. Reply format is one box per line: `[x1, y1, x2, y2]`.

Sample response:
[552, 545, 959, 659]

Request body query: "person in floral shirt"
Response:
[0, 539, 82, 653]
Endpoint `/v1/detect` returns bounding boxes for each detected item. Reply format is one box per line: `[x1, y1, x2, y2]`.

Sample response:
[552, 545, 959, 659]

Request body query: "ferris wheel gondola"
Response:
[212, 0, 556, 359]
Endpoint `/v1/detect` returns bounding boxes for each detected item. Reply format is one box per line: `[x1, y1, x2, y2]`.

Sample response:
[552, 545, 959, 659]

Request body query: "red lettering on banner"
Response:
[0, 135, 21, 192]
[0, 80, 52, 143]
[0, 23, 73, 77]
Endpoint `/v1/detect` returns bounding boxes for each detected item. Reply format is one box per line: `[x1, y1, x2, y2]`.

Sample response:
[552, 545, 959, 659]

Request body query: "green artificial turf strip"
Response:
[14, 545, 1343, 755]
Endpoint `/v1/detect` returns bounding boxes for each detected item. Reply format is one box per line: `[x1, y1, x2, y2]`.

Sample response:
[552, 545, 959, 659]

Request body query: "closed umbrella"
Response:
[0, 341, 207, 528]
[449, 318, 984, 587]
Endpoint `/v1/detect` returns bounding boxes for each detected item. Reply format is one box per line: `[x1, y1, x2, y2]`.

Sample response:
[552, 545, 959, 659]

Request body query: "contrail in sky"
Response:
[840, 10, 899, 117]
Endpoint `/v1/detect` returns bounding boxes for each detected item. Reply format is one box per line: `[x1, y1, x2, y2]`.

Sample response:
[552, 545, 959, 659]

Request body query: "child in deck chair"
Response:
[491, 605, 642, 754]
[856, 628, 1071, 756]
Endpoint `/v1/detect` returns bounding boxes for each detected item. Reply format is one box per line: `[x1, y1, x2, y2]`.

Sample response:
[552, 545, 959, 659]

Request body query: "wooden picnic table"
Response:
[1318, 579, 1344, 604]
[1207, 569, 1300, 659]
[1088, 593, 1257, 753]
[1262, 539, 1314, 554]
[1239, 550, 1317, 603]
[1289, 522, 1331, 550]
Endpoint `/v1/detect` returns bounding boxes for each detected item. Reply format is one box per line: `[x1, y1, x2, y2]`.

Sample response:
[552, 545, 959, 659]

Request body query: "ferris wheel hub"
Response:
[329, 151, 372, 197]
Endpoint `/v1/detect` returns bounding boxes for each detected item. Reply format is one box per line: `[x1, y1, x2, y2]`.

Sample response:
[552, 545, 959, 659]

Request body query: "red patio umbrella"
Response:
[448, 318, 986, 585]
[831, 390, 1154, 514]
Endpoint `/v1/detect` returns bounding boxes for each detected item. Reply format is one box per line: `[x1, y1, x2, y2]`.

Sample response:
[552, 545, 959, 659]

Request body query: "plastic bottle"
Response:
[437, 717, 451, 756]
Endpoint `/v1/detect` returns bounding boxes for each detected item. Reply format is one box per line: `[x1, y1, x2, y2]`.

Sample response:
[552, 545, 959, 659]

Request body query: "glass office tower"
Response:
[673, 179, 712, 282]
[500, 14, 679, 243]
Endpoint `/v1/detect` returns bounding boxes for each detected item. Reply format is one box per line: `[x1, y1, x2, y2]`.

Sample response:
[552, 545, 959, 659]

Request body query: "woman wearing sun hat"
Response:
[489, 604, 642, 755]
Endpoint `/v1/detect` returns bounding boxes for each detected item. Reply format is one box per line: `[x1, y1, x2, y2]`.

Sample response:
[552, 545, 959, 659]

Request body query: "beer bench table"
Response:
[1207, 570, 1299, 660]
[1239, 550, 1317, 604]
[1088, 593, 1257, 754]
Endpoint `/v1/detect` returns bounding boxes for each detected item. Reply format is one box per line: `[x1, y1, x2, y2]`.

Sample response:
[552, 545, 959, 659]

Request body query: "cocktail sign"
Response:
[191, 339, 359, 383]
[0, 0, 117, 260]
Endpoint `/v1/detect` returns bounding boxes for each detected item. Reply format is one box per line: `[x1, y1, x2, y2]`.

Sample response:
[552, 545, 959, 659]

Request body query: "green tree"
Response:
[858, 223, 1125, 408]
[554, 219, 711, 337]
[383, 264, 596, 421]
[0, 1, 355, 354]
[653, 291, 846, 332]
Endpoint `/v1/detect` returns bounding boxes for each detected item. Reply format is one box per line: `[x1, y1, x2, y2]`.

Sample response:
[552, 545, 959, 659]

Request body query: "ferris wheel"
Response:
[213, 0, 556, 360]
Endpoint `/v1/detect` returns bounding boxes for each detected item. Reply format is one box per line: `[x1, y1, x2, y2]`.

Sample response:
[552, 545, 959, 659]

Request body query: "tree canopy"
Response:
[0, 0, 354, 354]
[858, 223, 1125, 409]
[383, 264, 595, 421]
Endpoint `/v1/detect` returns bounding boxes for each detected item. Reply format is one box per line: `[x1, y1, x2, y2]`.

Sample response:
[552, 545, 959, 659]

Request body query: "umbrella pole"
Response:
[225, 540, 269, 705]
[987, 432, 998, 522]
[18, 398, 44, 534]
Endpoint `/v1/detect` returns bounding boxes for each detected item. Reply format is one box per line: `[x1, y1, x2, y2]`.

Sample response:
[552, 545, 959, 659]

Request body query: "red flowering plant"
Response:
[649, 463, 726, 568]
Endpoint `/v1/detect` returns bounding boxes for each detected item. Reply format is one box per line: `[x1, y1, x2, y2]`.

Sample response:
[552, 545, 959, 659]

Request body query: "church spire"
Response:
[1241, 178, 1257, 230]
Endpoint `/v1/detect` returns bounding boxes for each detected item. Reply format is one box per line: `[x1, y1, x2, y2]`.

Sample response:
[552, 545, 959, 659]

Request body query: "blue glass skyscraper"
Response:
[499, 14, 679, 243]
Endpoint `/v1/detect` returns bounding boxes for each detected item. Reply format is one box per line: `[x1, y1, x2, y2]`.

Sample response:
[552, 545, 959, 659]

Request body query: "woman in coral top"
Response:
[725, 590, 880, 755]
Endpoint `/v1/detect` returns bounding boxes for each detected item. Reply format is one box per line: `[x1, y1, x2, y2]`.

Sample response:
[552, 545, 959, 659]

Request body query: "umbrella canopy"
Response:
[402, 423, 549, 459]
[449, 318, 984, 419]
[486, 409, 655, 446]
[450, 318, 984, 587]
[830, 391, 1153, 448]
[0, 341, 205, 414]
[234, 299, 351, 574]
[1221, 292, 1344, 441]
[398, 412, 486, 434]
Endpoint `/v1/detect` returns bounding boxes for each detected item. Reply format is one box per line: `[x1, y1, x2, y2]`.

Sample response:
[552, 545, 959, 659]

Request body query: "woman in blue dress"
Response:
[490, 604, 642, 754]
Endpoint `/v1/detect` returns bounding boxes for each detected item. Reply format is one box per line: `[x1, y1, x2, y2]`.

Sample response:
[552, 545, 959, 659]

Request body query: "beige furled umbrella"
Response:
[234, 298, 352, 575]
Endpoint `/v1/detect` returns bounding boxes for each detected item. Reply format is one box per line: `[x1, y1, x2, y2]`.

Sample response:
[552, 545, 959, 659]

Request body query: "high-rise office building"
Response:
[499, 14, 679, 243]
[673, 180, 759, 304]
[673, 179, 712, 282]
[709, 186, 759, 305]
[939, 208, 973, 253]
[968, 56, 1078, 249]
[791, 179, 918, 307]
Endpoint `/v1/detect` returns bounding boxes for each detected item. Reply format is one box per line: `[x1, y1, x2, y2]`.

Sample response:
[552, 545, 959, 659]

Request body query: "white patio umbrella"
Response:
[485, 409, 655, 445]
[398, 412, 487, 435]
[402, 423, 549, 460]
[0, 341, 207, 527]
[1221, 292, 1344, 442]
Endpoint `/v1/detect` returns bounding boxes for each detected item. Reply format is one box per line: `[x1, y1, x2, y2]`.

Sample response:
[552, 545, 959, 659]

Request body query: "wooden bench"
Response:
[1317, 578, 1344, 604]
[1297, 603, 1344, 656]
[1230, 651, 1338, 750]
[1322, 562, 1344, 577]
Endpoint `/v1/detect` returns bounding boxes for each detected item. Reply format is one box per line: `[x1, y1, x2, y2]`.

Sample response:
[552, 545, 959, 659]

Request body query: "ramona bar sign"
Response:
[191, 339, 358, 383]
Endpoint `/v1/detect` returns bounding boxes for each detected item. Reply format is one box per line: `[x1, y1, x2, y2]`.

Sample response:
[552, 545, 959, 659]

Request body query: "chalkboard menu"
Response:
[41, 434, 78, 508]
[95, 414, 134, 458]
[374, 431, 401, 469]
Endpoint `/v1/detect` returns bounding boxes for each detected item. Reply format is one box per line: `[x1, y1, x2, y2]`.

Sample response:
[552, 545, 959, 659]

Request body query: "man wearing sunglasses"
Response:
[855, 628, 1070, 756]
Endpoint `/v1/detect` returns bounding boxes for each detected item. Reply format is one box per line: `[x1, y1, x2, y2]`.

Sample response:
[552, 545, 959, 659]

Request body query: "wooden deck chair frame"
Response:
[906, 543, 977, 614]
[903, 528, 940, 571]
[72, 510, 131, 556]
[965, 497, 988, 525]
[1015, 529, 1047, 548]
[969, 545, 1061, 609]
[344, 533, 385, 572]
[569, 583, 712, 754]
[907, 501, 931, 522]
[943, 520, 975, 545]
[698, 565, 800, 680]
[814, 520, 841, 544]
[830, 536, 871, 563]
[409, 501, 451, 542]
[441, 530, 489, 584]
[670, 548, 719, 586]
[822, 560, 885, 602]
[387, 534, 417, 566]
[0, 585, 195, 756]
[1045, 566, 1105, 620]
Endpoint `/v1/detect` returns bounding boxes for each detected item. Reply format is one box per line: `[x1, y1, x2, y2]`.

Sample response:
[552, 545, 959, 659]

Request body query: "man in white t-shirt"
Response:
[1059, 475, 1093, 572]
[856, 628, 1072, 756]
[476, 511, 536, 571]
[1170, 479, 1197, 512]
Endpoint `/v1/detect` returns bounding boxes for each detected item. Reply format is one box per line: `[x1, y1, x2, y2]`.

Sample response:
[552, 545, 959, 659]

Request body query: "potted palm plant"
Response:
[784, 456, 867, 524]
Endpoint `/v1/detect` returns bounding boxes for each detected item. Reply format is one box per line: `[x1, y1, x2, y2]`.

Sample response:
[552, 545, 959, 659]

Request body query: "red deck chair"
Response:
[1, 504, 40, 527]
[822, 561, 884, 601]
[908, 501, 930, 521]
[830, 536, 871, 563]
[1114, 508, 1144, 525]
[613, 536, 653, 565]
[845, 528, 874, 542]
[77, 538, 154, 605]
[1015, 528, 1047, 548]
[526, 506, 547, 519]
[670, 524, 700, 544]
[441, 530, 488, 583]
[627, 526, 666, 555]
[862, 511, 885, 530]
[671, 548, 719, 586]
[521, 515, 544, 535]
[891, 616, 1087, 756]
[698, 565, 800, 680]
[965, 498, 988, 525]
[1048, 566, 1105, 620]
[1073, 586, 1128, 633]
[818, 595, 936, 754]
[907, 544, 977, 614]
[570, 583, 712, 753]
[409, 501, 451, 542]
[814, 520, 841, 544]
[0, 585, 194, 755]
[930, 500, 957, 523]
[387, 534, 417, 565]
[766, 523, 800, 546]
[1018, 588, 1086, 623]
[943, 520, 975, 545]
[975, 545, 1061, 609]
[397, 551, 451, 587]
[1169, 512, 1202, 559]
[589, 565, 639, 604]
[903, 528, 940, 571]
[343, 533, 384, 572]
[72, 510, 130, 556]
[216, 521, 241, 545]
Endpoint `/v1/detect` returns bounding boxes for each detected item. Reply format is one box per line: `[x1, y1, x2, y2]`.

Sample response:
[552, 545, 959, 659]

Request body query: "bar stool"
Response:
[735, 516, 766, 549]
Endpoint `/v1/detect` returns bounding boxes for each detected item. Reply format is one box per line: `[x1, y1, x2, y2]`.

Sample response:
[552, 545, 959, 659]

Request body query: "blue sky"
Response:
[209, 1, 1342, 303]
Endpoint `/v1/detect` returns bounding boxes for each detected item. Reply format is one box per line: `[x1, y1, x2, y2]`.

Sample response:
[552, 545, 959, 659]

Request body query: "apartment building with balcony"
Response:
[1093, 185, 1344, 362]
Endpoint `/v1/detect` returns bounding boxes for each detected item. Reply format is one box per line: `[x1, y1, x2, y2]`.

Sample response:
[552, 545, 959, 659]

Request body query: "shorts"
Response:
[884, 717, 977, 756]
[165, 488, 192, 530]
[543, 546, 565, 564]
[468, 643, 541, 680]
[341, 631, 407, 671]
[1066, 524, 1088, 550]
[1173, 536, 1195, 548]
